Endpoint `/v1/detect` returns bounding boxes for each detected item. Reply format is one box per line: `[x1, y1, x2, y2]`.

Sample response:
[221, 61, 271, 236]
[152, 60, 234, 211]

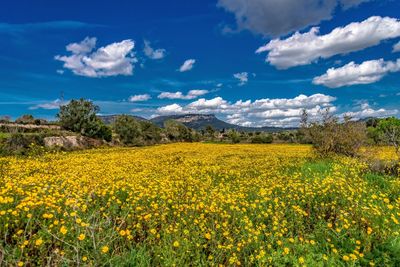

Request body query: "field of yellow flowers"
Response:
[0, 143, 399, 266]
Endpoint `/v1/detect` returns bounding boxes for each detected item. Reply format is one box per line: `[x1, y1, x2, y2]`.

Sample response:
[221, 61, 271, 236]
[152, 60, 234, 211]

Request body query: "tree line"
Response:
[1, 99, 400, 162]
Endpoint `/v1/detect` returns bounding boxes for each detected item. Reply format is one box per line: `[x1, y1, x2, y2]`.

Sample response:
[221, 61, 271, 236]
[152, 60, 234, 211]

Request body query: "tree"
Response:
[227, 129, 241, 144]
[57, 99, 112, 141]
[205, 125, 216, 140]
[251, 133, 273, 144]
[139, 120, 161, 144]
[164, 120, 193, 142]
[301, 109, 367, 157]
[113, 115, 142, 145]
[376, 117, 400, 159]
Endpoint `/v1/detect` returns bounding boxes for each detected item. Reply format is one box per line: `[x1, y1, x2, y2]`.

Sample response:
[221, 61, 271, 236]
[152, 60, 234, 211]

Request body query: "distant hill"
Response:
[150, 114, 293, 132]
[98, 115, 148, 125]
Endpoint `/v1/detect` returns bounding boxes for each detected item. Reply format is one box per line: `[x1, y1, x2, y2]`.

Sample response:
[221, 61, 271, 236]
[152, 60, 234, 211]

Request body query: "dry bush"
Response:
[302, 109, 367, 157]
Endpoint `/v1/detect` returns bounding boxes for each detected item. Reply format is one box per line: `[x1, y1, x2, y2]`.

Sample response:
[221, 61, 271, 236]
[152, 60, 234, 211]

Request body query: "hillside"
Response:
[150, 114, 292, 132]
[98, 114, 148, 125]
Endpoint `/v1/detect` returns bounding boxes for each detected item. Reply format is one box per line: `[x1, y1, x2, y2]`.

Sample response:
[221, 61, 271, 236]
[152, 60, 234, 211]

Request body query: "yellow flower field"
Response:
[0, 143, 399, 266]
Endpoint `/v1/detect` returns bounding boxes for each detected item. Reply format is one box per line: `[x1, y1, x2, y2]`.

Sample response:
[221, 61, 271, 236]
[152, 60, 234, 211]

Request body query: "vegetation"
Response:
[0, 144, 399, 266]
[301, 109, 367, 157]
[376, 117, 400, 160]
[57, 99, 112, 141]
[113, 115, 142, 145]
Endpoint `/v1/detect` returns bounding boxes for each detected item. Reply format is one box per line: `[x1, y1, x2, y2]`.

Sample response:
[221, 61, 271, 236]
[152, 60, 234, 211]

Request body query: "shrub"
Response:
[113, 115, 142, 145]
[302, 109, 367, 157]
[251, 133, 273, 144]
[164, 120, 193, 142]
[227, 129, 241, 144]
[57, 99, 111, 141]
[376, 117, 400, 160]
[139, 121, 162, 144]
[0, 133, 45, 156]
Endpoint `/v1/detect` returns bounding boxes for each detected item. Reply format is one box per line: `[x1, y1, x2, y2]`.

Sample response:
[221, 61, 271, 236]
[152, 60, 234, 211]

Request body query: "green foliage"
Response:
[251, 133, 273, 144]
[113, 115, 142, 145]
[0, 133, 45, 156]
[164, 120, 193, 142]
[139, 120, 161, 144]
[57, 99, 111, 141]
[376, 117, 400, 159]
[227, 129, 241, 144]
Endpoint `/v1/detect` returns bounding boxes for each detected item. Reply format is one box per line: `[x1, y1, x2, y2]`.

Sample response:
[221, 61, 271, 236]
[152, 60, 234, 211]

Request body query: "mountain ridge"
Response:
[99, 113, 295, 132]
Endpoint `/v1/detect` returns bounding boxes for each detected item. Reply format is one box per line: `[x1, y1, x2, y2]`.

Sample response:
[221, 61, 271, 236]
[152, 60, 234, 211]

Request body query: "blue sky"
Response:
[0, 0, 399, 127]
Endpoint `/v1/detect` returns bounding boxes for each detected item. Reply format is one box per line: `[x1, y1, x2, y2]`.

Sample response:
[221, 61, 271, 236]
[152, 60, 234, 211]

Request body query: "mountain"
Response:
[150, 114, 293, 132]
[98, 114, 148, 125]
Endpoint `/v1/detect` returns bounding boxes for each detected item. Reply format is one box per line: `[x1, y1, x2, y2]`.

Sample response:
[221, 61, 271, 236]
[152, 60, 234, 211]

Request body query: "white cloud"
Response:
[158, 90, 208, 100]
[256, 16, 400, 69]
[342, 102, 398, 119]
[129, 94, 151, 102]
[179, 59, 196, 72]
[29, 99, 68, 110]
[217, 0, 371, 36]
[313, 58, 400, 88]
[143, 40, 166, 60]
[233, 72, 249, 86]
[157, 103, 183, 115]
[56, 69, 64, 74]
[155, 93, 337, 127]
[393, 41, 400, 53]
[55, 37, 137, 77]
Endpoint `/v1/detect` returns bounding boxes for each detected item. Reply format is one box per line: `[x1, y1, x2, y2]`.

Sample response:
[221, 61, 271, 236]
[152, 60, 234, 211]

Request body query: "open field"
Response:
[0, 144, 399, 266]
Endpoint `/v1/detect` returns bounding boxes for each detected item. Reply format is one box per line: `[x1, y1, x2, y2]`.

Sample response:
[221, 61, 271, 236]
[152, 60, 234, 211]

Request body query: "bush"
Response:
[164, 120, 193, 142]
[227, 129, 241, 144]
[376, 117, 400, 160]
[251, 133, 273, 144]
[302, 109, 367, 157]
[57, 99, 111, 141]
[113, 115, 142, 145]
[0, 133, 45, 156]
[139, 121, 161, 144]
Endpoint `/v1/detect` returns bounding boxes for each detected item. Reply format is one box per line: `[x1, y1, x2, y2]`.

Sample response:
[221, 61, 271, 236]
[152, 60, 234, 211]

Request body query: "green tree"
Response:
[57, 99, 112, 141]
[376, 117, 400, 159]
[205, 125, 216, 140]
[227, 129, 241, 144]
[164, 120, 193, 142]
[113, 115, 142, 145]
[139, 120, 161, 144]
[251, 133, 273, 144]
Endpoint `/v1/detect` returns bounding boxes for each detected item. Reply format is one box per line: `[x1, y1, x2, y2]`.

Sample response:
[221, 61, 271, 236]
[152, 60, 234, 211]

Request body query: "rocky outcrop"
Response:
[44, 136, 104, 149]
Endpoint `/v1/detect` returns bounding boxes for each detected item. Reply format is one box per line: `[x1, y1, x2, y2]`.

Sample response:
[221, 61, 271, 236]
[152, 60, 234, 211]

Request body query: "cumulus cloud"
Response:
[233, 72, 249, 86]
[179, 59, 196, 72]
[217, 0, 371, 36]
[313, 58, 400, 88]
[129, 94, 151, 102]
[158, 90, 208, 100]
[393, 41, 400, 53]
[157, 103, 183, 115]
[156, 94, 337, 127]
[55, 37, 137, 77]
[143, 40, 166, 60]
[256, 16, 400, 69]
[342, 102, 398, 119]
[29, 99, 68, 110]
